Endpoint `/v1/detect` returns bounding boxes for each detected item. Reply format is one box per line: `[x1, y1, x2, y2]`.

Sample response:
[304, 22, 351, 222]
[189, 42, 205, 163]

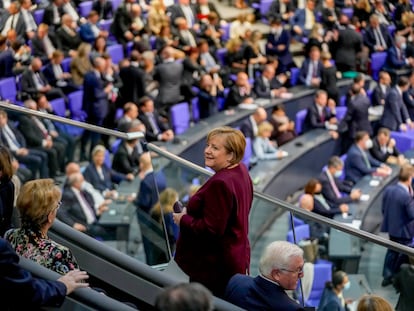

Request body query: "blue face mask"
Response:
[334, 170, 342, 178]
[343, 281, 351, 291]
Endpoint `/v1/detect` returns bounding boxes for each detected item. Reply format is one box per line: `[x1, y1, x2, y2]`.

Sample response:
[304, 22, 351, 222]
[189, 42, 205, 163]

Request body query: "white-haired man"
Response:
[225, 241, 305, 311]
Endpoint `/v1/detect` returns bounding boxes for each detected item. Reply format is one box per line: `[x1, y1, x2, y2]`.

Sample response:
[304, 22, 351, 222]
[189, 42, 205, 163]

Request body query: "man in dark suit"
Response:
[344, 131, 391, 185]
[403, 70, 414, 120]
[118, 51, 145, 107]
[224, 71, 255, 109]
[117, 102, 139, 132]
[134, 152, 167, 213]
[394, 263, 414, 309]
[92, 0, 113, 20]
[59, 172, 112, 239]
[56, 14, 82, 57]
[0, 1, 27, 41]
[154, 46, 184, 115]
[254, 64, 287, 99]
[0, 34, 15, 78]
[384, 35, 413, 81]
[18, 99, 66, 178]
[240, 107, 267, 141]
[320, 156, 361, 207]
[381, 165, 414, 286]
[321, 0, 340, 30]
[175, 17, 198, 52]
[332, 14, 362, 72]
[303, 90, 338, 135]
[31, 23, 61, 64]
[42, 50, 77, 94]
[110, 0, 134, 45]
[372, 71, 391, 106]
[42, 0, 64, 30]
[363, 14, 393, 54]
[20, 0, 37, 39]
[20, 57, 66, 101]
[380, 77, 413, 132]
[0, 109, 49, 178]
[290, 0, 316, 41]
[0, 238, 88, 310]
[167, 0, 198, 31]
[225, 240, 305, 311]
[267, 0, 295, 23]
[265, 17, 294, 73]
[138, 96, 174, 143]
[370, 127, 404, 164]
[299, 46, 322, 87]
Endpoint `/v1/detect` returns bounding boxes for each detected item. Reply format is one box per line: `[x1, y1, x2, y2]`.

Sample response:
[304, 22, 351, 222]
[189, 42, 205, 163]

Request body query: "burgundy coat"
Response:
[175, 164, 253, 297]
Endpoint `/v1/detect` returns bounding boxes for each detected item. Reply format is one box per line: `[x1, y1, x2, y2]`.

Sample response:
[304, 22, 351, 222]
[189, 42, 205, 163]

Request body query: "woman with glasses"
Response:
[5, 179, 79, 275]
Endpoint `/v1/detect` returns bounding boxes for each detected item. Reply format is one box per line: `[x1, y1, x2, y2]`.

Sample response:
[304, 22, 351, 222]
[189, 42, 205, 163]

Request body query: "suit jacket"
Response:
[0, 122, 28, 152]
[154, 61, 183, 107]
[299, 58, 323, 86]
[345, 144, 381, 184]
[312, 195, 343, 218]
[240, 116, 255, 140]
[403, 86, 414, 120]
[135, 170, 167, 213]
[252, 136, 279, 161]
[224, 85, 254, 109]
[318, 287, 346, 311]
[167, 4, 197, 27]
[363, 25, 393, 54]
[82, 70, 108, 122]
[138, 111, 170, 142]
[17, 114, 48, 148]
[0, 12, 26, 40]
[265, 28, 292, 69]
[56, 26, 82, 56]
[380, 87, 410, 131]
[394, 264, 414, 311]
[42, 4, 64, 28]
[83, 163, 125, 193]
[340, 94, 372, 138]
[31, 33, 61, 62]
[225, 274, 304, 311]
[381, 183, 414, 239]
[110, 4, 132, 44]
[92, 0, 113, 20]
[79, 22, 98, 44]
[0, 49, 15, 78]
[333, 27, 362, 69]
[290, 8, 315, 33]
[59, 186, 97, 227]
[0, 238, 66, 309]
[118, 64, 146, 105]
[321, 7, 341, 29]
[372, 84, 390, 107]
[302, 102, 335, 133]
[176, 29, 198, 51]
[254, 76, 282, 99]
[20, 68, 49, 97]
[386, 45, 409, 70]
[370, 137, 400, 163]
[267, 0, 295, 22]
[43, 63, 65, 86]
[319, 170, 353, 206]
[112, 142, 140, 175]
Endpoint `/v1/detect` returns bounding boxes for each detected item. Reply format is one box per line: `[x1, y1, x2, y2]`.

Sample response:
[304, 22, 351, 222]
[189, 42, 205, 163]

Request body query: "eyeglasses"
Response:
[280, 266, 304, 276]
[55, 201, 62, 210]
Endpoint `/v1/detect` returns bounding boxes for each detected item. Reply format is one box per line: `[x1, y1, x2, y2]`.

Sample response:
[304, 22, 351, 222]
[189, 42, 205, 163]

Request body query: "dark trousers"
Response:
[15, 149, 49, 178]
[382, 236, 411, 280]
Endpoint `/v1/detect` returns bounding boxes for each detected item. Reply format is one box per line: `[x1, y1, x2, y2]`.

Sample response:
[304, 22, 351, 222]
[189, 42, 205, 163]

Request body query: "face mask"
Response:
[334, 170, 342, 178]
[365, 139, 373, 149]
[343, 281, 351, 290]
[401, 43, 407, 50]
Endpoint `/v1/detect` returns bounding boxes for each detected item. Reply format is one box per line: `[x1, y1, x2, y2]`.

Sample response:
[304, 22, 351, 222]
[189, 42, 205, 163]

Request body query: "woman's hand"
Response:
[173, 208, 187, 225]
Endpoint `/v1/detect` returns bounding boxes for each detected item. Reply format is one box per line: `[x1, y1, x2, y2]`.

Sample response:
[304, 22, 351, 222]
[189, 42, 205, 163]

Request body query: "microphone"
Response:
[173, 201, 184, 213]
[359, 279, 372, 295]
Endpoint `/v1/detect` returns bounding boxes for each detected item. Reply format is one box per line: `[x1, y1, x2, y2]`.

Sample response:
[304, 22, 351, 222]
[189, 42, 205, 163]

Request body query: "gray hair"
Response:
[328, 156, 343, 169]
[259, 241, 304, 277]
[91, 144, 106, 157]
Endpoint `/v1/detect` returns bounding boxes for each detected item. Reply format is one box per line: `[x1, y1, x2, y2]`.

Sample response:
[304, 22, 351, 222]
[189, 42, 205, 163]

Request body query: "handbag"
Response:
[299, 239, 319, 263]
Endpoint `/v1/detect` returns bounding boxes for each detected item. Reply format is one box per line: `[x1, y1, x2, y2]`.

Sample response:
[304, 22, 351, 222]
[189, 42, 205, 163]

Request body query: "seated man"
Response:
[363, 14, 392, 55]
[225, 71, 255, 109]
[225, 241, 304, 311]
[370, 127, 406, 165]
[302, 90, 338, 138]
[56, 14, 82, 58]
[31, 23, 61, 64]
[299, 46, 322, 87]
[79, 10, 108, 44]
[345, 131, 391, 185]
[319, 156, 362, 207]
[254, 64, 287, 99]
[117, 102, 139, 132]
[384, 35, 413, 76]
[240, 107, 267, 141]
[290, 0, 316, 41]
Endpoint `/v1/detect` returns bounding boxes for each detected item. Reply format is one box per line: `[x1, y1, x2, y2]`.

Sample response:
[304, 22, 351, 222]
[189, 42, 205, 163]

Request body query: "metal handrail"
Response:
[2, 100, 413, 257]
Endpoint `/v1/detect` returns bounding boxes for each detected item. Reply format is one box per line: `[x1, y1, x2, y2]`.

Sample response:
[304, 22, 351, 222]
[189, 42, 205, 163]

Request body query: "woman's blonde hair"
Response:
[226, 38, 242, 53]
[257, 121, 274, 137]
[17, 179, 61, 229]
[207, 126, 246, 165]
[357, 295, 393, 311]
[151, 188, 178, 222]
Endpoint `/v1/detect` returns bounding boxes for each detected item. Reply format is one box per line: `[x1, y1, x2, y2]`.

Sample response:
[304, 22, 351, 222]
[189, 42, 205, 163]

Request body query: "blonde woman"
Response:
[225, 37, 246, 73]
[148, 0, 169, 36]
[253, 121, 288, 161]
[70, 43, 93, 86]
[353, 0, 371, 28]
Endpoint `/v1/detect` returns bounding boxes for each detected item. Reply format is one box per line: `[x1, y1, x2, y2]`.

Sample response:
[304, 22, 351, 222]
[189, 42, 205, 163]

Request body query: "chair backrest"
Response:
[79, 1, 93, 17]
[295, 109, 308, 135]
[111, 138, 123, 154]
[306, 263, 333, 307]
[370, 52, 387, 81]
[61, 57, 72, 73]
[68, 90, 85, 120]
[110, 0, 122, 11]
[242, 137, 252, 168]
[107, 44, 124, 65]
[170, 102, 190, 135]
[286, 224, 310, 244]
[220, 23, 230, 41]
[335, 106, 347, 121]
[192, 96, 200, 123]
[215, 48, 228, 67]
[260, 0, 274, 21]
[290, 67, 300, 86]
[341, 7, 354, 19]
[33, 9, 45, 25]
[288, 215, 306, 230]
[391, 131, 414, 153]
[49, 98, 66, 117]
[99, 19, 113, 32]
[0, 77, 17, 102]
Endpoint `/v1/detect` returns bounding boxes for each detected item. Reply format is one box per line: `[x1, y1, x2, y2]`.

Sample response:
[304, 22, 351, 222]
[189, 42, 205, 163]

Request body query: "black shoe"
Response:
[381, 278, 393, 287]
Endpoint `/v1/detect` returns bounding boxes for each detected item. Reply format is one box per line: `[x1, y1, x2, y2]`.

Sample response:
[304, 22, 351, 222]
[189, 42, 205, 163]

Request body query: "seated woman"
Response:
[269, 104, 297, 147]
[318, 270, 351, 311]
[150, 188, 180, 254]
[302, 178, 348, 219]
[83, 145, 134, 198]
[5, 179, 79, 274]
[253, 121, 288, 161]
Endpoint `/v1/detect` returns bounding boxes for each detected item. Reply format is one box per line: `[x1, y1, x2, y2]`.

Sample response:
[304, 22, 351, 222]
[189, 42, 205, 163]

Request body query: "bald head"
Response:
[253, 107, 267, 123]
[65, 162, 80, 176]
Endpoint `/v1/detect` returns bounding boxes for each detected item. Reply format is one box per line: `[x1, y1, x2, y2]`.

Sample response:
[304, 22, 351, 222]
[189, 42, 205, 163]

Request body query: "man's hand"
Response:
[57, 270, 89, 295]
[73, 223, 87, 232]
[350, 189, 362, 200]
[339, 204, 349, 213]
[16, 148, 28, 156]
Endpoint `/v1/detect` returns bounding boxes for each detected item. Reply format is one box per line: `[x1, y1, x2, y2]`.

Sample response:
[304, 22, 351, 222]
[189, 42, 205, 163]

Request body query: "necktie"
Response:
[148, 113, 160, 135]
[320, 109, 325, 122]
[33, 117, 48, 138]
[315, 194, 330, 210]
[79, 191, 96, 224]
[36, 72, 45, 86]
[10, 14, 15, 29]
[375, 28, 386, 48]
[312, 62, 317, 78]
[328, 172, 341, 198]
[361, 150, 371, 169]
[409, 185, 413, 197]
